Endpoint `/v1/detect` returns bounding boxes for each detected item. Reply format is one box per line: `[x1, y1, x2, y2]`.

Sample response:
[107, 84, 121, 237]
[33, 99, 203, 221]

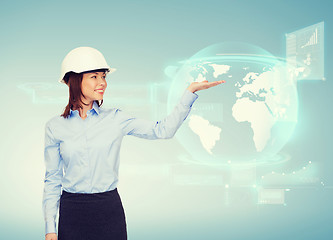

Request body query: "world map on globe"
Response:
[167, 42, 299, 166]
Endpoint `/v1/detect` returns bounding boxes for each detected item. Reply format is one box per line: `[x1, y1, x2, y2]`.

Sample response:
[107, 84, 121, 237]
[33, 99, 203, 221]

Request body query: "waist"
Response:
[61, 188, 119, 201]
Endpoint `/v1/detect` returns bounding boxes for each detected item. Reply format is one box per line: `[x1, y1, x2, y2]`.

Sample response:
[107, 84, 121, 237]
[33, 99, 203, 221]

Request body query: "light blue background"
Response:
[0, 0, 332, 239]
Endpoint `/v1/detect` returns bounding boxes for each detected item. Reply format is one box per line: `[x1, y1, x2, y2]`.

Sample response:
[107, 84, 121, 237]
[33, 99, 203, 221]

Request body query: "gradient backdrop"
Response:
[0, 0, 332, 239]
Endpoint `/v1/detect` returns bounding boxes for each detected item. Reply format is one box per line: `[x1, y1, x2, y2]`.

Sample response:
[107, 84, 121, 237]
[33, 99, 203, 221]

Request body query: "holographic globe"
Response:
[167, 42, 298, 166]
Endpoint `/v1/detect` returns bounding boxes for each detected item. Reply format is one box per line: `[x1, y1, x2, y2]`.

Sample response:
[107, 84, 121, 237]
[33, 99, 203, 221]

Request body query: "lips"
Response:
[95, 89, 105, 93]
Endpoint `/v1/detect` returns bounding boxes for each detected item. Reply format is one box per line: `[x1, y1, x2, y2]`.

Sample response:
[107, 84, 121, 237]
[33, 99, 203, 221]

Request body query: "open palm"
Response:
[187, 80, 226, 93]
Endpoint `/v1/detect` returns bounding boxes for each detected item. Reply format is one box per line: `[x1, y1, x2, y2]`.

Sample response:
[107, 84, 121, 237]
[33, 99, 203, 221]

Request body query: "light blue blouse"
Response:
[42, 89, 198, 235]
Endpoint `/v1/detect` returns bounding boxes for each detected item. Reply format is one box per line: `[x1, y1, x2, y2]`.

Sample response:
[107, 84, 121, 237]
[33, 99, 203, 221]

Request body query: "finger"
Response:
[207, 80, 225, 85]
[207, 81, 224, 88]
[210, 81, 222, 85]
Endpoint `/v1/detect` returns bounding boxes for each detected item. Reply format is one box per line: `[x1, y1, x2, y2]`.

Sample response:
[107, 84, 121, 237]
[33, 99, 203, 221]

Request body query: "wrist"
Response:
[187, 86, 197, 93]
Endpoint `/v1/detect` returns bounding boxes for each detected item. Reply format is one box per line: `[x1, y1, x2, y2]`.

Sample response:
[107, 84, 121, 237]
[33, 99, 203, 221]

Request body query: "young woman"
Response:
[43, 46, 225, 240]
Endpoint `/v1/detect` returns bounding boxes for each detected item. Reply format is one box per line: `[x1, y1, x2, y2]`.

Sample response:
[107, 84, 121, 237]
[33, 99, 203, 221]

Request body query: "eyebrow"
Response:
[90, 72, 106, 75]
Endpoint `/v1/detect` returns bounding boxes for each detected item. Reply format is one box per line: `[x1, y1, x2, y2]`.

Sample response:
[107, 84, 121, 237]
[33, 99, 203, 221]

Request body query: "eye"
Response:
[91, 75, 106, 79]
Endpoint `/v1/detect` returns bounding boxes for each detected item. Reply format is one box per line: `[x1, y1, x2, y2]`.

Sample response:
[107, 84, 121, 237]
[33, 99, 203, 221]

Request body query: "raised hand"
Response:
[187, 80, 226, 93]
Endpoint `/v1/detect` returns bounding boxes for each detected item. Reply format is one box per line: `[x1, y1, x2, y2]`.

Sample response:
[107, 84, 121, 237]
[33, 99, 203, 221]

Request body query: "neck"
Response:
[75, 101, 94, 118]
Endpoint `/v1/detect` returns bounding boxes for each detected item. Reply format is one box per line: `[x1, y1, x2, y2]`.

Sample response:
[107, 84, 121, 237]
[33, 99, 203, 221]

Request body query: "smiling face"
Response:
[81, 71, 107, 104]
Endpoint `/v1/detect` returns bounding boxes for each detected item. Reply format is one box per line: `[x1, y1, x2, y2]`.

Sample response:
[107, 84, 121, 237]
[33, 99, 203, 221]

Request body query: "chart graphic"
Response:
[286, 21, 324, 81]
[301, 27, 318, 49]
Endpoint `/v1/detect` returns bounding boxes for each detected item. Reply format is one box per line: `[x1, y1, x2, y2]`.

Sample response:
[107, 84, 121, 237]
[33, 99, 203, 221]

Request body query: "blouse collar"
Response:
[70, 101, 100, 117]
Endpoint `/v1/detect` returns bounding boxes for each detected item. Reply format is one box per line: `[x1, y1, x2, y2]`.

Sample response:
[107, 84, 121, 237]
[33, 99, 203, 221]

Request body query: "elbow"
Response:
[154, 130, 175, 139]
[171, 131, 177, 139]
[153, 123, 177, 139]
[166, 131, 176, 139]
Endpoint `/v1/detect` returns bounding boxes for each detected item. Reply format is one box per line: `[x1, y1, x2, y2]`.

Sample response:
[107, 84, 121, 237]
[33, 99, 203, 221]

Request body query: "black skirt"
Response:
[58, 188, 127, 240]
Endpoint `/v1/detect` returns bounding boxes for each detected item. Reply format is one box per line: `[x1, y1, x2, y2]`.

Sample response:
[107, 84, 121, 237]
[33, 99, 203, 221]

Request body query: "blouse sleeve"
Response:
[42, 121, 64, 235]
[117, 89, 198, 139]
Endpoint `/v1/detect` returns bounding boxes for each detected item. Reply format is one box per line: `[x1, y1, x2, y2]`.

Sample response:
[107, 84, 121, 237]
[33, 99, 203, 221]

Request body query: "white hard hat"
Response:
[59, 46, 116, 84]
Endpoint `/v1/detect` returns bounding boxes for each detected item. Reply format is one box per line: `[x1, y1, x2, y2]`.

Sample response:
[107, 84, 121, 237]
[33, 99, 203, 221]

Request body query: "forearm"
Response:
[119, 89, 198, 139]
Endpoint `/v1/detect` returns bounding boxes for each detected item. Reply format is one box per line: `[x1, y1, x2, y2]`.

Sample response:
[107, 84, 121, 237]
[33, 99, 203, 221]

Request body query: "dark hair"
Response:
[60, 69, 107, 118]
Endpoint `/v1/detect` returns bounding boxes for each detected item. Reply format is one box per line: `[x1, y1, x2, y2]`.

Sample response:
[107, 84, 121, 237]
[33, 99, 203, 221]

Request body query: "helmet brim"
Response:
[59, 67, 116, 84]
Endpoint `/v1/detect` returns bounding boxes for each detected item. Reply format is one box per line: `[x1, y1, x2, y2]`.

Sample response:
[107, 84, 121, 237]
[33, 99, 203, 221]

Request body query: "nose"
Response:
[98, 76, 107, 85]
